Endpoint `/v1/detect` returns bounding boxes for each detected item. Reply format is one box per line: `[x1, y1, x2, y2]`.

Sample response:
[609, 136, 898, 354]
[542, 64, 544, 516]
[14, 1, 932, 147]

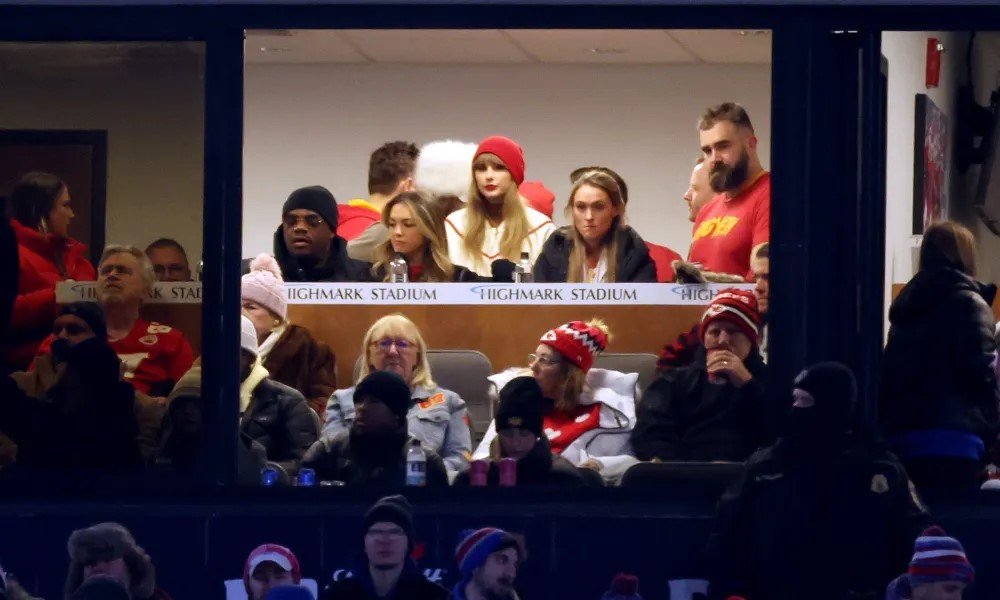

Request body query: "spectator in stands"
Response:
[308, 371, 448, 486]
[144, 238, 192, 282]
[324, 314, 472, 478]
[242, 253, 337, 417]
[452, 528, 523, 600]
[534, 170, 655, 283]
[688, 102, 770, 281]
[1, 563, 42, 600]
[71, 577, 131, 600]
[568, 166, 682, 282]
[239, 315, 318, 475]
[601, 574, 643, 600]
[7, 172, 96, 370]
[65, 522, 172, 600]
[2, 303, 141, 469]
[445, 136, 554, 277]
[456, 377, 585, 487]
[519, 181, 555, 219]
[36, 245, 194, 398]
[657, 245, 770, 372]
[369, 191, 483, 282]
[632, 289, 769, 462]
[155, 361, 202, 469]
[683, 158, 713, 223]
[340, 141, 420, 247]
[475, 319, 638, 484]
[269, 185, 370, 282]
[709, 362, 928, 600]
[244, 544, 303, 600]
[885, 526, 974, 600]
[880, 221, 999, 491]
[1, 208, 17, 359]
[321, 495, 447, 600]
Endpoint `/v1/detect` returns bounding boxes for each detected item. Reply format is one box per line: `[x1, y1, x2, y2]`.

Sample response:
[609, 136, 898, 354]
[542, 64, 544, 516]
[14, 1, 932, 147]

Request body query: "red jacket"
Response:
[336, 200, 381, 242]
[6, 219, 95, 369]
[646, 241, 682, 283]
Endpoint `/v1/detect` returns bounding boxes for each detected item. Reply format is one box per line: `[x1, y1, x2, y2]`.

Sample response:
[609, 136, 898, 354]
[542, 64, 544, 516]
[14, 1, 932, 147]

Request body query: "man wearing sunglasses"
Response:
[264, 185, 370, 282]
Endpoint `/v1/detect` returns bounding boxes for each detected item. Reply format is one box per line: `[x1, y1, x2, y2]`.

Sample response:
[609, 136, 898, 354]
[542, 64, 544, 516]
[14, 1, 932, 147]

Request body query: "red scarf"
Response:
[543, 404, 601, 454]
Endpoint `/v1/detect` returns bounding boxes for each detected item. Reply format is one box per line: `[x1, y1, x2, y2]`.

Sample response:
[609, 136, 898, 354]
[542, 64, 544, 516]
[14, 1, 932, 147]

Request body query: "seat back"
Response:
[593, 353, 659, 398]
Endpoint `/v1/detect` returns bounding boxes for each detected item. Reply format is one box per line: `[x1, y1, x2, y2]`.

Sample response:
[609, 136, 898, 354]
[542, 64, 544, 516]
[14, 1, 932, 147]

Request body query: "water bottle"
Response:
[406, 439, 427, 486]
[389, 254, 408, 283]
[513, 252, 533, 283]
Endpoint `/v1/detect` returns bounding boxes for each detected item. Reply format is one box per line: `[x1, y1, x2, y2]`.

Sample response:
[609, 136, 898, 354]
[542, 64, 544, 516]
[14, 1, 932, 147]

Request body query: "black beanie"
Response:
[282, 186, 338, 230]
[365, 494, 415, 545]
[60, 301, 108, 340]
[355, 371, 411, 426]
[793, 361, 857, 432]
[496, 376, 545, 437]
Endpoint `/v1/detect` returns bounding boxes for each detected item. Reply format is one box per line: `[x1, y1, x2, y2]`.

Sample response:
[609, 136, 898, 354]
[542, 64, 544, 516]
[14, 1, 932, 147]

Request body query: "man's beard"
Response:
[474, 572, 516, 600]
[710, 149, 750, 193]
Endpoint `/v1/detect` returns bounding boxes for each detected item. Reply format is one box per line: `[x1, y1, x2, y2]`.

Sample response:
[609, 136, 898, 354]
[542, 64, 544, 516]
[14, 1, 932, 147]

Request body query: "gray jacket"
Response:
[323, 383, 471, 476]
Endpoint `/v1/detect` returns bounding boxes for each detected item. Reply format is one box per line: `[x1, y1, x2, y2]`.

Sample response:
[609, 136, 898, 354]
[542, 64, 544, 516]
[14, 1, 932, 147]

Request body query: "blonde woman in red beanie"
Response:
[444, 136, 554, 277]
[473, 318, 640, 485]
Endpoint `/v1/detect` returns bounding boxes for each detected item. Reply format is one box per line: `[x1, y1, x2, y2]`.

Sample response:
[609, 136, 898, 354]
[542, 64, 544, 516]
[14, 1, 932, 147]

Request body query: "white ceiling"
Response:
[246, 29, 772, 65]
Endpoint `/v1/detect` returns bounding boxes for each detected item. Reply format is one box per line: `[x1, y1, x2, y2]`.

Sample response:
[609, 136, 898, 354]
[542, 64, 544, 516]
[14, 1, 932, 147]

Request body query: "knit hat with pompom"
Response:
[241, 253, 287, 320]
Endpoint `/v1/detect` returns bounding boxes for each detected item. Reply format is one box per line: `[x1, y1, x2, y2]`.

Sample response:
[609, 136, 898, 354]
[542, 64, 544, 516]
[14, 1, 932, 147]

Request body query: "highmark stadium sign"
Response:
[57, 282, 752, 305]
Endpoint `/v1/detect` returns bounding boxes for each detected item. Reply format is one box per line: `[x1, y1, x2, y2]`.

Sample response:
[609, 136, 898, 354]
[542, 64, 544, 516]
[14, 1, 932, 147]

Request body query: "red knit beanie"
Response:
[475, 136, 526, 185]
[699, 288, 761, 346]
[243, 544, 302, 593]
[540, 320, 608, 373]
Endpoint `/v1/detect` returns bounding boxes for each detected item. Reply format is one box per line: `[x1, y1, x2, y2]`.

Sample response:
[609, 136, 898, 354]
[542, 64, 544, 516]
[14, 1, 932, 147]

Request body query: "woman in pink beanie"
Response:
[444, 135, 555, 277]
[242, 253, 337, 417]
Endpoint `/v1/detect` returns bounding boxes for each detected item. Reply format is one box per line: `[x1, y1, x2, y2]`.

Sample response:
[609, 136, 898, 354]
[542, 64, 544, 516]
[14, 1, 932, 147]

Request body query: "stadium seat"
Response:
[619, 461, 744, 488]
[593, 353, 659, 399]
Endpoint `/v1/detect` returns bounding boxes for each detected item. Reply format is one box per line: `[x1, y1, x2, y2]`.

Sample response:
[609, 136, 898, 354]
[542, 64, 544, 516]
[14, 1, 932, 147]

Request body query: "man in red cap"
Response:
[244, 543, 303, 600]
[632, 288, 772, 462]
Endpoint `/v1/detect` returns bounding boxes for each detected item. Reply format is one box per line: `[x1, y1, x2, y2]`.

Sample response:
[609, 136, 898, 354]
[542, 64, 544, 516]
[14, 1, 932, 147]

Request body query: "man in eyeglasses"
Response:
[268, 185, 370, 282]
[304, 370, 449, 487]
[144, 238, 193, 282]
[322, 495, 448, 600]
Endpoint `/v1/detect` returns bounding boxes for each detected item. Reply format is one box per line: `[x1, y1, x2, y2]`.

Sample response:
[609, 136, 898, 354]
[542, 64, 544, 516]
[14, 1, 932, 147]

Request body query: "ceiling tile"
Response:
[506, 29, 697, 64]
[246, 29, 369, 64]
[339, 29, 532, 64]
[666, 29, 772, 64]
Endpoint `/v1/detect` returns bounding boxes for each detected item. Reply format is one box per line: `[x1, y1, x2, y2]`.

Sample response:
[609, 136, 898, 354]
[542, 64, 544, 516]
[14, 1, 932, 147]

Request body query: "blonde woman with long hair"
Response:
[533, 169, 656, 283]
[473, 318, 639, 484]
[371, 191, 481, 282]
[321, 313, 473, 477]
[444, 136, 554, 277]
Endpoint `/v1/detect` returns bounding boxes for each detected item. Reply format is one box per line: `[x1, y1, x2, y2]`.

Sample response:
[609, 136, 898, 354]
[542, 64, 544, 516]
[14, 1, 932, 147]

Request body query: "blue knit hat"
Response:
[263, 585, 315, 600]
[454, 528, 519, 580]
[908, 526, 974, 586]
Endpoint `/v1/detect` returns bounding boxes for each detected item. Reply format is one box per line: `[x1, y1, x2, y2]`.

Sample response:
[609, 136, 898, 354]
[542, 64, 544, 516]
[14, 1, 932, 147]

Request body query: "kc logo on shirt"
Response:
[693, 216, 741, 242]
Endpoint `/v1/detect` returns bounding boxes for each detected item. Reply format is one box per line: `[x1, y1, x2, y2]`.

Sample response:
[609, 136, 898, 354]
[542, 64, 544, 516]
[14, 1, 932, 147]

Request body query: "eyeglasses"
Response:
[528, 353, 561, 366]
[282, 214, 325, 228]
[372, 338, 413, 351]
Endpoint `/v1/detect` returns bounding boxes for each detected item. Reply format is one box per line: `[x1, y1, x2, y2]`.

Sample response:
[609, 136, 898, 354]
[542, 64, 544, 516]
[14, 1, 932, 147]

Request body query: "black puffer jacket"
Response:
[321, 556, 448, 600]
[266, 227, 372, 282]
[239, 378, 319, 474]
[454, 436, 586, 487]
[302, 432, 449, 487]
[532, 226, 657, 283]
[631, 352, 771, 462]
[369, 262, 485, 282]
[879, 267, 999, 444]
[708, 438, 929, 600]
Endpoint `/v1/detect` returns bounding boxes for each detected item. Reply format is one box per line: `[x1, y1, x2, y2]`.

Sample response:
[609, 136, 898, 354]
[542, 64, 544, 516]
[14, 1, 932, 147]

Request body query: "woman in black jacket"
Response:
[532, 169, 656, 283]
[879, 221, 999, 490]
[370, 191, 483, 282]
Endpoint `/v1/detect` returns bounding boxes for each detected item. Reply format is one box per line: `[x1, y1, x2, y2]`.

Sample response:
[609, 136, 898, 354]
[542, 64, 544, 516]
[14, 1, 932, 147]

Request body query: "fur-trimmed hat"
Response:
[414, 140, 478, 202]
[65, 522, 155, 600]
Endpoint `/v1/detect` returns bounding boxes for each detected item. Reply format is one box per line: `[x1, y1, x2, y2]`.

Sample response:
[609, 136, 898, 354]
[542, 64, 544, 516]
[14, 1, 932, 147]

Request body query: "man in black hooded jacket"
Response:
[709, 362, 930, 600]
[249, 185, 370, 282]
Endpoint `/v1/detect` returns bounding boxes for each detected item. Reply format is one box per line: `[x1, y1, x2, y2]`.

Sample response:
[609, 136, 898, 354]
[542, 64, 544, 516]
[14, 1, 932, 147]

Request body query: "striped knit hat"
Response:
[540, 320, 609, 373]
[699, 288, 761, 347]
[908, 526, 974, 586]
[454, 527, 519, 581]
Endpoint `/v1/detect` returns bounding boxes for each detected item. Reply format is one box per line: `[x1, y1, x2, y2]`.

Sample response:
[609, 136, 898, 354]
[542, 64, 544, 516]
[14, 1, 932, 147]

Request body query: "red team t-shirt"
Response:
[688, 172, 771, 280]
[37, 318, 194, 397]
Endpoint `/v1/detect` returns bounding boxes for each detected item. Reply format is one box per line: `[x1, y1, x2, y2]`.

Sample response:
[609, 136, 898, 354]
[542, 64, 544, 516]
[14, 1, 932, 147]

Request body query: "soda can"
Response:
[498, 458, 517, 487]
[297, 468, 317, 487]
[469, 460, 489, 487]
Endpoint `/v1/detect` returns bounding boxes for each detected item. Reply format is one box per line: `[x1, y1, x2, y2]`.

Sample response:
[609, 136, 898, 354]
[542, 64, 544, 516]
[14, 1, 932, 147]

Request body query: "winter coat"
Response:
[455, 436, 586, 487]
[369, 262, 485, 283]
[2, 341, 142, 469]
[325, 384, 472, 477]
[263, 324, 337, 418]
[708, 438, 930, 600]
[337, 200, 381, 242]
[6, 219, 96, 369]
[321, 556, 448, 600]
[302, 431, 449, 487]
[879, 267, 999, 456]
[646, 240, 683, 282]
[476, 368, 640, 484]
[632, 352, 771, 462]
[0, 217, 16, 353]
[656, 324, 704, 373]
[266, 227, 372, 282]
[531, 226, 657, 283]
[240, 377, 319, 475]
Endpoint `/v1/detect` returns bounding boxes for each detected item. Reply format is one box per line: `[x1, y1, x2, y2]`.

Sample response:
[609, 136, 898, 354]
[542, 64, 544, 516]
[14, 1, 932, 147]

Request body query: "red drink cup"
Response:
[470, 460, 488, 487]
[498, 458, 517, 487]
